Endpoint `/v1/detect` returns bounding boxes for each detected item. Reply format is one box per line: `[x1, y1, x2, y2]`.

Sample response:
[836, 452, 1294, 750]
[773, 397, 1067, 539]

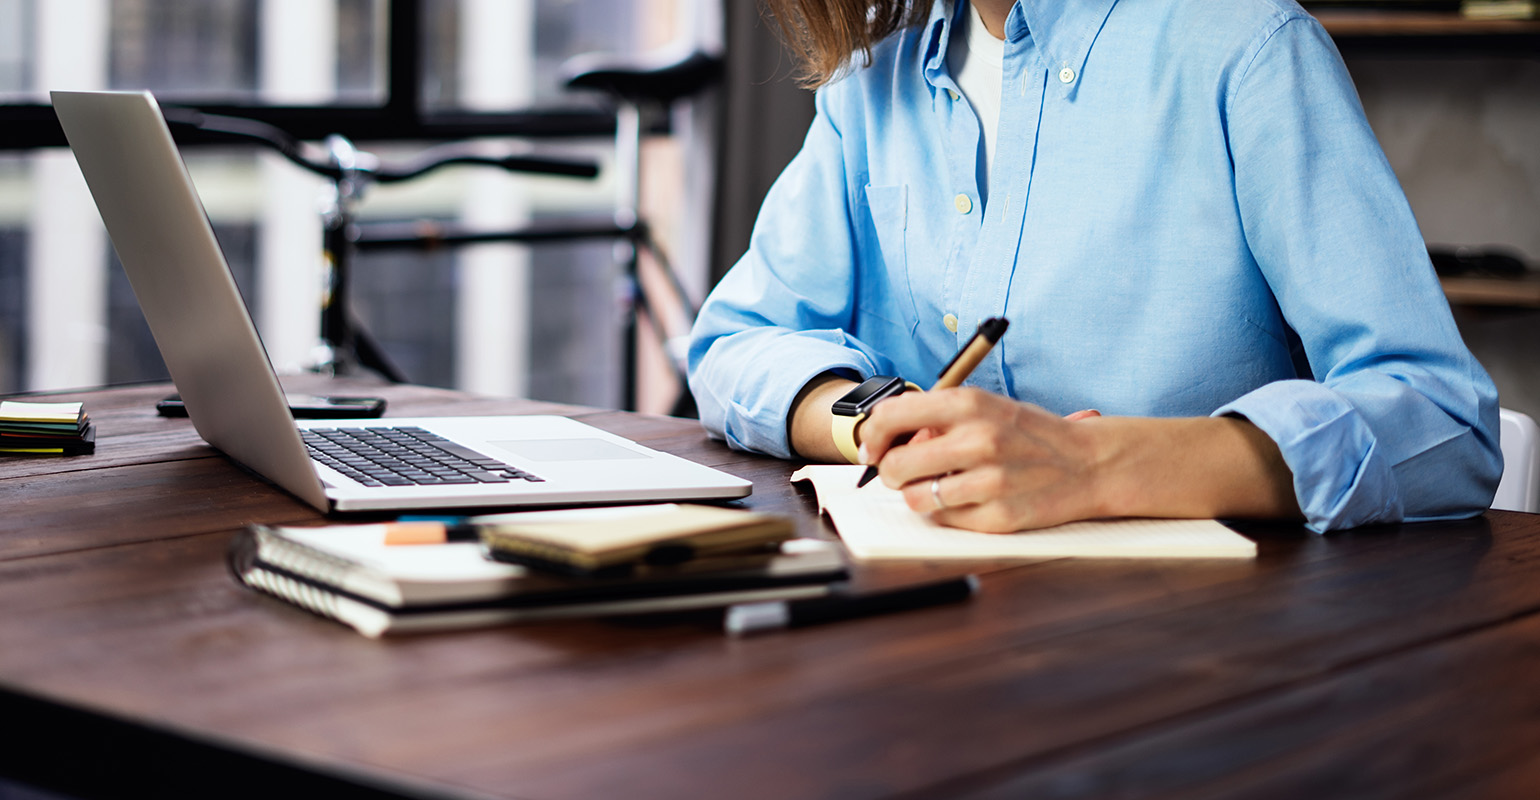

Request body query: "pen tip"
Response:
[856, 466, 878, 488]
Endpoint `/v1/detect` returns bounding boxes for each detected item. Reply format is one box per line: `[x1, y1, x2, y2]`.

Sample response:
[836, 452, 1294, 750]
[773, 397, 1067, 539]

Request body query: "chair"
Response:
[1493, 407, 1540, 513]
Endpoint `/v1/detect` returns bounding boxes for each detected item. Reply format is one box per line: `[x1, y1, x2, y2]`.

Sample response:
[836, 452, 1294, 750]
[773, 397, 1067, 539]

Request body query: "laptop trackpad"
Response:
[490, 438, 649, 462]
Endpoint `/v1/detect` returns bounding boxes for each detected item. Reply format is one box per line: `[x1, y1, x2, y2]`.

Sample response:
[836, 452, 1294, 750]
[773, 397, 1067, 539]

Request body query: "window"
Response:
[0, 0, 711, 413]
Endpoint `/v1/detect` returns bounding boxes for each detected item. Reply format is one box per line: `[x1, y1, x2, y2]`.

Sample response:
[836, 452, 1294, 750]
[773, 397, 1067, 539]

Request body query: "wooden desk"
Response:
[3, 380, 1538, 799]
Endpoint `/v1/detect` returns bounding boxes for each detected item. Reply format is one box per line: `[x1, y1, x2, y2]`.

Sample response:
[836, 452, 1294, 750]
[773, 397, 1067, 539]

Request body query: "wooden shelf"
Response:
[1316, 11, 1540, 37]
[1440, 273, 1540, 307]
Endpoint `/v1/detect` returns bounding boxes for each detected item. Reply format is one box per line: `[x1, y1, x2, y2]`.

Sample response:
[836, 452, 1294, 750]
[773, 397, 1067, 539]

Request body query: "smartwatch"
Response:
[830, 376, 915, 464]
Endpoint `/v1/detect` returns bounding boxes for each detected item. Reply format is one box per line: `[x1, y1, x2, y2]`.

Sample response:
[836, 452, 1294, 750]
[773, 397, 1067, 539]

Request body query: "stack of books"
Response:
[231, 504, 848, 637]
[0, 401, 96, 456]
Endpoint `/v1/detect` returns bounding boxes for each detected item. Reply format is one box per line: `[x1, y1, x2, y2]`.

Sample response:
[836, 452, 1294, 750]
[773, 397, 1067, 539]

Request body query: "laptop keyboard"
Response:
[301, 426, 545, 488]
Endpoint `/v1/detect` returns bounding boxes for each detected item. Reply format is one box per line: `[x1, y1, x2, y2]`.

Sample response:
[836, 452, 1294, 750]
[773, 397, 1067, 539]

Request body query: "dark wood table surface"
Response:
[3, 378, 1538, 800]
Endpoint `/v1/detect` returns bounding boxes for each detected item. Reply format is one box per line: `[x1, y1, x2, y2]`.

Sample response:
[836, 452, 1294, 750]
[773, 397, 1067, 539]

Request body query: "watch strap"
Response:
[831, 411, 864, 464]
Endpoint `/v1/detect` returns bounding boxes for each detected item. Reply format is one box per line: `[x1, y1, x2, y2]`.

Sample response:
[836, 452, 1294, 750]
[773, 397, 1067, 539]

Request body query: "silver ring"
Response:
[931, 476, 948, 511]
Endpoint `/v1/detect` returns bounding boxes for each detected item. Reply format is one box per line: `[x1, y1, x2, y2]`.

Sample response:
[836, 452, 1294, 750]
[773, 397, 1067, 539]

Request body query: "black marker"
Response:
[724, 575, 979, 636]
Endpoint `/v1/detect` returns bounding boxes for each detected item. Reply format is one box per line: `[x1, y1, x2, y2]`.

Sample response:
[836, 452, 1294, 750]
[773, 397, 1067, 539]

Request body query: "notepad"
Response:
[0, 401, 84, 425]
[477, 504, 795, 574]
[0, 400, 94, 455]
[792, 465, 1256, 561]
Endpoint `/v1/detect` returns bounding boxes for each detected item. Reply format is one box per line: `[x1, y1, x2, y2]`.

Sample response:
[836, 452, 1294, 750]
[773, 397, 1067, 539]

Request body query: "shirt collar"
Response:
[921, 0, 962, 83]
[924, 0, 1120, 94]
[1016, 0, 1119, 94]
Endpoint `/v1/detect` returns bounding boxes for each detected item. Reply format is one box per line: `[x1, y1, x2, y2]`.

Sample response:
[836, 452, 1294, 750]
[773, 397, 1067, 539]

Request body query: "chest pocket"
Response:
[861, 184, 918, 329]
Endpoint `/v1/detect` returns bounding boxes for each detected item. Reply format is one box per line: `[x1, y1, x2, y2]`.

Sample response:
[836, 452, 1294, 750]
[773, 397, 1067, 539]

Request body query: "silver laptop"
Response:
[53, 90, 750, 513]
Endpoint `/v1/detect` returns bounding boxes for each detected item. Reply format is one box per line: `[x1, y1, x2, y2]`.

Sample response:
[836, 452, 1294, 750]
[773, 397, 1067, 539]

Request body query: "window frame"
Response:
[0, 0, 616, 150]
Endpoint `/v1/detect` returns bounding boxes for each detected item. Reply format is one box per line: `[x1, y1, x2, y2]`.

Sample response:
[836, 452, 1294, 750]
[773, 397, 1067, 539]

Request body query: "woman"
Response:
[688, 0, 1501, 533]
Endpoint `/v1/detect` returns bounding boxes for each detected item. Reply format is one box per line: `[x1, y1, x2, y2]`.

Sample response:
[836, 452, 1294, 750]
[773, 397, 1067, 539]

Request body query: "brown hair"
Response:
[763, 0, 933, 88]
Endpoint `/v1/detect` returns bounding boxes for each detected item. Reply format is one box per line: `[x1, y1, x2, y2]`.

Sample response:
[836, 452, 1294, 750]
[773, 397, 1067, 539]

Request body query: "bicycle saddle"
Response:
[562, 49, 723, 105]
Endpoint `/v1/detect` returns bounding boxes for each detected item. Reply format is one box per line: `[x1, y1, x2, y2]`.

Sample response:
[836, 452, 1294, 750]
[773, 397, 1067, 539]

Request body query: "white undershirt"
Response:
[947, 4, 1004, 196]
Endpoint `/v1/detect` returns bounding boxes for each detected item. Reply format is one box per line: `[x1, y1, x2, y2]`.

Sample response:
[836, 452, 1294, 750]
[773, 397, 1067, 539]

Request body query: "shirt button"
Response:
[1059, 66, 1076, 84]
[948, 89, 959, 101]
[943, 314, 959, 333]
[954, 193, 972, 214]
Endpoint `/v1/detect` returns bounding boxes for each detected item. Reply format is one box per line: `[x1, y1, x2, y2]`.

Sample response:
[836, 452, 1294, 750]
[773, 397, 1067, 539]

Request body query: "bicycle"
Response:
[163, 49, 720, 415]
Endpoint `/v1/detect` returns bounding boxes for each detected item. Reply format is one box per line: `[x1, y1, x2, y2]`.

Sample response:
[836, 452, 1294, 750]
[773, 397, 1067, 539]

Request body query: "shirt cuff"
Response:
[706, 331, 883, 460]
[1214, 380, 1403, 533]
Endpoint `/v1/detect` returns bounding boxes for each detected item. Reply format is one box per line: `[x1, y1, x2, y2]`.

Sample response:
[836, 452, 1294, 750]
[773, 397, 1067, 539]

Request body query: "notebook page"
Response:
[792, 465, 1255, 561]
[275, 524, 527, 582]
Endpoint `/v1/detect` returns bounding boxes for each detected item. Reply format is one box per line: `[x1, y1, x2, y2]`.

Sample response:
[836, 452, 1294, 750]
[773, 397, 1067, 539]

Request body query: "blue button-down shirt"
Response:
[688, 0, 1501, 531]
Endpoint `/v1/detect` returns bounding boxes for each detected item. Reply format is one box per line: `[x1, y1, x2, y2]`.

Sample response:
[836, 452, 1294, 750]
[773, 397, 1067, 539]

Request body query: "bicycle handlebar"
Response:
[161, 108, 601, 183]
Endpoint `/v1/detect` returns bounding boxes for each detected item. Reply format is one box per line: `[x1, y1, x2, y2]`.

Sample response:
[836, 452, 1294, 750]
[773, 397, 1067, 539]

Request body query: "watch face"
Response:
[833, 376, 907, 416]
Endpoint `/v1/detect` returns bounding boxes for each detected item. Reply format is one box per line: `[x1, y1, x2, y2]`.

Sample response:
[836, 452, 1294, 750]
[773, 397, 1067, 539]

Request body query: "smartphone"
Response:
[156, 393, 387, 419]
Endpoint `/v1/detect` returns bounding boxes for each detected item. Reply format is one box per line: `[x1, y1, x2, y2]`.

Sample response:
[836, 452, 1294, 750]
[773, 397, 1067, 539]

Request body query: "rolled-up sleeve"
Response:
[688, 86, 898, 458]
[1221, 17, 1502, 531]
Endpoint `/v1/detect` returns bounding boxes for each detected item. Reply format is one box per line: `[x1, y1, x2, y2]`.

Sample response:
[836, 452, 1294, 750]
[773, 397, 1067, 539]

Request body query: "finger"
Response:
[878, 426, 974, 490]
[909, 427, 940, 444]
[903, 471, 1016, 531]
[861, 425, 942, 468]
[878, 402, 1063, 490]
[927, 471, 1089, 534]
[860, 388, 988, 462]
[929, 504, 1025, 534]
[898, 466, 997, 514]
[900, 473, 964, 514]
[858, 426, 938, 471]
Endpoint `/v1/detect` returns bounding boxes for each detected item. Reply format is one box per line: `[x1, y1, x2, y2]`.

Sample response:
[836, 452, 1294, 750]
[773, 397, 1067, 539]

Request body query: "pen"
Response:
[724, 575, 979, 636]
[857, 317, 1009, 488]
